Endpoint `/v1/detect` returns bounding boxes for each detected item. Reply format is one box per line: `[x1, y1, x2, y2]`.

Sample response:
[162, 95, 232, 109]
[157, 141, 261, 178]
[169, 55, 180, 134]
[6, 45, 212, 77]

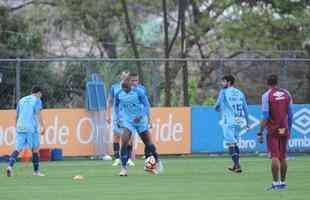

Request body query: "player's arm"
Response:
[113, 93, 121, 126]
[214, 89, 224, 112]
[15, 102, 20, 125]
[287, 93, 293, 131]
[138, 90, 150, 121]
[106, 86, 114, 124]
[107, 96, 113, 124]
[36, 100, 45, 135]
[257, 93, 270, 143]
[242, 94, 250, 128]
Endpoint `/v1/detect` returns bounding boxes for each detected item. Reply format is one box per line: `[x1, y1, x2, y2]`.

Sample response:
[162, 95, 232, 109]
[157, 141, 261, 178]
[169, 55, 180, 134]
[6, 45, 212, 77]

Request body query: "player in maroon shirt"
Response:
[257, 75, 293, 191]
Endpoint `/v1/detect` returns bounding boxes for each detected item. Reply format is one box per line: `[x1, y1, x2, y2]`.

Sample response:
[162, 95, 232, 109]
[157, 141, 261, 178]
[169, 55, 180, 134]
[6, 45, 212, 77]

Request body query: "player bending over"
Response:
[107, 71, 135, 167]
[6, 86, 45, 177]
[114, 73, 162, 176]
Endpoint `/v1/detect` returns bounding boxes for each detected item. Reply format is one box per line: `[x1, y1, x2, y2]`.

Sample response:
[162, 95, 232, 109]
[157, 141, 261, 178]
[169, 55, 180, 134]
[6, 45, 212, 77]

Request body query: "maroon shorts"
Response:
[267, 135, 288, 160]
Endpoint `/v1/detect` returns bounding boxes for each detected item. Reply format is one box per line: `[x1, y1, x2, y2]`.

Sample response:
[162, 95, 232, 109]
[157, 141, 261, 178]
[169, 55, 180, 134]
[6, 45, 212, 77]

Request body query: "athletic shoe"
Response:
[278, 183, 288, 190]
[265, 183, 280, 192]
[33, 171, 45, 177]
[102, 155, 112, 161]
[228, 166, 242, 173]
[112, 158, 121, 166]
[119, 167, 128, 176]
[127, 159, 135, 167]
[6, 166, 13, 177]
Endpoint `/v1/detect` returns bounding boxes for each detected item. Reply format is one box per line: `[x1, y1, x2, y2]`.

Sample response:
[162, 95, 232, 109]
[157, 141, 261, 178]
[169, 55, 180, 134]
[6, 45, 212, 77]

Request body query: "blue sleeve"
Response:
[242, 95, 250, 126]
[214, 89, 224, 112]
[261, 93, 270, 120]
[137, 90, 150, 117]
[35, 99, 43, 113]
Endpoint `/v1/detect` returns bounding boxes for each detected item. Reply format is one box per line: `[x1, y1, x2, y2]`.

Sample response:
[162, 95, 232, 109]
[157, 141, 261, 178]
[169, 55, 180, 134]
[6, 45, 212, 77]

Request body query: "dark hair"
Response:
[130, 72, 138, 77]
[31, 86, 43, 94]
[222, 75, 235, 85]
[267, 74, 278, 86]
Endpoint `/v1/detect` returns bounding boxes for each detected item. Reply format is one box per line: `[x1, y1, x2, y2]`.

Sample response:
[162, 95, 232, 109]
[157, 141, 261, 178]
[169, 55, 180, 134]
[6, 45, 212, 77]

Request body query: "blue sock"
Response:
[128, 144, 133, 159]
[32, 152, 40, 172]
[113, 142, 120, 159]
[8, 150, 19, 167]
[229, 146, 239, 168]
[120, 144, 129, 168]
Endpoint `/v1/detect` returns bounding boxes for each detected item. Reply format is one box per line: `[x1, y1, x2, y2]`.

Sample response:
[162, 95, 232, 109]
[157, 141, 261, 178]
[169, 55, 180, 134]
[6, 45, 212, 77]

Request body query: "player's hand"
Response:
[40, 126, 45, 135]
[245, 125, 250, 132]
[106, 117, 111, 124]
[257, 132, 264, 144]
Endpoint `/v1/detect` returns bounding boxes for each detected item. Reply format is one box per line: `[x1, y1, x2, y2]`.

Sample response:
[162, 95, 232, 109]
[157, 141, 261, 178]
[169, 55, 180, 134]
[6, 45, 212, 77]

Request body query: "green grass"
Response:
[1, 156, 310, 200]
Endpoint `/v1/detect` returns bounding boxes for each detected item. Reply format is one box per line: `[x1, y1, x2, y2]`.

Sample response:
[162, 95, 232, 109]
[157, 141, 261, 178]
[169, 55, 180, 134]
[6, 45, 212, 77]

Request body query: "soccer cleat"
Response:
[127, 159, 135, 167]
[265, 183, 280, 192]
[6, 166, 13, 177]
[119, 168, 128, 176]
[228, 166, 242, 173]
[112, 158, 121, 166]
[278, 183, 288, 190]
[33, 171, 46, 177]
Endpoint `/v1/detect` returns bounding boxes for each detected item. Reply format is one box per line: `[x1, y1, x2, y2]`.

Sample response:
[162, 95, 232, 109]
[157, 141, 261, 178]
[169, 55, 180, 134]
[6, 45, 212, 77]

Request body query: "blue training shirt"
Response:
[214, 87, 249, 127]
[114, 87, 150, 123]
[16, 95, 43, 133]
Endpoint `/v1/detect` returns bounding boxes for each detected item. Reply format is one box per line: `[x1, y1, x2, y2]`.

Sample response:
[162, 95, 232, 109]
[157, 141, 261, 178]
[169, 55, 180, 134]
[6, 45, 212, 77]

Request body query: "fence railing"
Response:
[0, 58, 309, 109]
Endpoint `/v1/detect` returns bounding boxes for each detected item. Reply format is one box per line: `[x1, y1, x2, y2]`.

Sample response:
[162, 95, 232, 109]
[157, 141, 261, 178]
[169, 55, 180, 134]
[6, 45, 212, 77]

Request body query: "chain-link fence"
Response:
[0, 58, 310, 109]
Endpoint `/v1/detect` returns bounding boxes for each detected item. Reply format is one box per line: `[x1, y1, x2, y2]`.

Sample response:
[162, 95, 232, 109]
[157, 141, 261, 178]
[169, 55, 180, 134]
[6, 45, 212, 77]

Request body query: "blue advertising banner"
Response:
[191, 104, 310, 153]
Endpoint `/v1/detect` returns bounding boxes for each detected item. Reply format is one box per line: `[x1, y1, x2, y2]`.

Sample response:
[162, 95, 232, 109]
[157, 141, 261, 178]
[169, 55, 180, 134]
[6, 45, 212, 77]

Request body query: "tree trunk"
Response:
[163, 0, 171, 106]
[121, 0, 144, 84]
[180, 0, 189, 106]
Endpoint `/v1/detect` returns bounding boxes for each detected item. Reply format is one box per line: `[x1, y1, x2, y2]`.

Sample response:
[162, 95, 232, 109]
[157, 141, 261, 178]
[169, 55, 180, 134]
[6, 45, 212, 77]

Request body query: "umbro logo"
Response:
[293, 108, 310, 135]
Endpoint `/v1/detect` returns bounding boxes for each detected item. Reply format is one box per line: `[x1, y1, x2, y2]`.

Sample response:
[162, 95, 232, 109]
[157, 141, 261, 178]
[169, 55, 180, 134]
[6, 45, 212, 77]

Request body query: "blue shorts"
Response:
[16, 131, 40, 151]
[119, 120, 149, 135]
[112, 120, 123, 135]
[222, 125, 241, 145]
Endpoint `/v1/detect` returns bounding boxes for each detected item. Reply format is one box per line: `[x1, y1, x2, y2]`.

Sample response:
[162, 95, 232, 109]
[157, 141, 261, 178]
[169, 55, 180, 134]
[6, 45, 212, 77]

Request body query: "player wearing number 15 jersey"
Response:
[214, 75, 249, 173]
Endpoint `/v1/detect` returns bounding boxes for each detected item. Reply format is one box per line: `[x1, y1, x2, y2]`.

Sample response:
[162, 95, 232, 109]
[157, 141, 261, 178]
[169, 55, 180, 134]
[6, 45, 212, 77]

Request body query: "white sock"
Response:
[273, 181, 279, 185]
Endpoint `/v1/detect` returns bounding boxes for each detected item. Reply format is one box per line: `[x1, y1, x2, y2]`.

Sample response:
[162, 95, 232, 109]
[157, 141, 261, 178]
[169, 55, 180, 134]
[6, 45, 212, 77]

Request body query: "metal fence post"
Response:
[16, 59, 21, 103]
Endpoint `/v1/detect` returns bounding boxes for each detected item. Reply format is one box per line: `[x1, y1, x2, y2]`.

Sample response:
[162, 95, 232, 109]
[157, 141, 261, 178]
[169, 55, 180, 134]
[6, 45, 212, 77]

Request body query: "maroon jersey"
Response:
[263, 87, 291, 137]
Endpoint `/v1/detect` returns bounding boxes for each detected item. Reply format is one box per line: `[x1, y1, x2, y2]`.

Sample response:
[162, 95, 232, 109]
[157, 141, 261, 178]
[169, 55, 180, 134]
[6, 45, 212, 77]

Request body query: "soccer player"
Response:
[114, 73, 162, 176]
[214, 75, 249, 173]
[6, 86, 45, 177]
[257, 75, 293, 191]
[107, 71, 135, 167]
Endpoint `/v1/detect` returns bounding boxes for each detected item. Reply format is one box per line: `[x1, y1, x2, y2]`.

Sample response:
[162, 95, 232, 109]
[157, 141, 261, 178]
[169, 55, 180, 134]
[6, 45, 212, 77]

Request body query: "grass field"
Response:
[1, 156, 310, 200]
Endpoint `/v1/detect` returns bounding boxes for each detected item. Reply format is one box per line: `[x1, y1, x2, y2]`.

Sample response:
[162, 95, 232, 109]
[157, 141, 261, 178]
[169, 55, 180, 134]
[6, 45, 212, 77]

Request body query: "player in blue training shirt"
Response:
[114, 73, 162, 176]
[6, 86, 45, 177]
[107, 71, 135, 167]
[214, 75, 249, 173]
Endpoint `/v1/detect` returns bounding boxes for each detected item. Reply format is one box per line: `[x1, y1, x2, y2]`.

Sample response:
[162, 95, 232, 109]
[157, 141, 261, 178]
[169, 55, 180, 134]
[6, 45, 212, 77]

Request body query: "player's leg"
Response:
[6, 132, 26, 177]
[127, 136, 135, 166]
[223, 126, 240, 172]
[266, 136, 281, 191]
[279, 136, 289, 189]
[119, 128, 132, 176]
[112, 132, 121, 166]
[30, 132, 44, 176]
